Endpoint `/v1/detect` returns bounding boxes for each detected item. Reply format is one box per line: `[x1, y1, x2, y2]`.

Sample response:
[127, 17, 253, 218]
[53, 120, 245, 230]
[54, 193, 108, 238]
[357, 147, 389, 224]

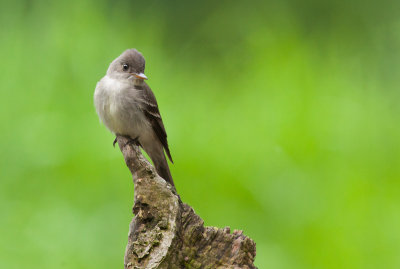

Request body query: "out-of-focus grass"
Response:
[1, 0, 400, 268]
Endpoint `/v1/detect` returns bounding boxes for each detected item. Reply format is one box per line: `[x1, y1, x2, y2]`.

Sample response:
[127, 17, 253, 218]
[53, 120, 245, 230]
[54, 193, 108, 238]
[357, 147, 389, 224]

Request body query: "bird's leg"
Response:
[113, 134, 129, 147]
[113, 135, 141, 148]
[126, 136, 141, 147]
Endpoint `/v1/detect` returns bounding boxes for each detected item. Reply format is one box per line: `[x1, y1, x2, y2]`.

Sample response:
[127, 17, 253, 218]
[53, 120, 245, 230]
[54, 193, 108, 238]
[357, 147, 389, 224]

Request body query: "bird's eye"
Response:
[123, 64, 129, 71]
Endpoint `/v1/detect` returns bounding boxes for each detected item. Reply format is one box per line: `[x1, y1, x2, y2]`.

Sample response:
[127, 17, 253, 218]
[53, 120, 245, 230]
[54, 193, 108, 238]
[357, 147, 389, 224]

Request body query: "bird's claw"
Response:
[113, 135, 140, 148]
[126, 136, 140, 147]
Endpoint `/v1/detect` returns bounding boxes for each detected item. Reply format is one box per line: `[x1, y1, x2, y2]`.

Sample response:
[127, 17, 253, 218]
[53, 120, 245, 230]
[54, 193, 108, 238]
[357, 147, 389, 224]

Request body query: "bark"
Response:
[116, 135, 257, 269]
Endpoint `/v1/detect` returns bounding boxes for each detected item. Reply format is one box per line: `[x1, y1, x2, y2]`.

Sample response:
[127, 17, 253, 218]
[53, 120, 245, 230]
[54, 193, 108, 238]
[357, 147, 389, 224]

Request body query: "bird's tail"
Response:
[153, 154, 175, 189]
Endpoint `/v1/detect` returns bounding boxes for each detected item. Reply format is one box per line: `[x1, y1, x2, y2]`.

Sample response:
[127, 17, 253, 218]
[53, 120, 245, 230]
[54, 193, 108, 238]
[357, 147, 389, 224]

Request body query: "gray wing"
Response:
[138, 83, 173, 163]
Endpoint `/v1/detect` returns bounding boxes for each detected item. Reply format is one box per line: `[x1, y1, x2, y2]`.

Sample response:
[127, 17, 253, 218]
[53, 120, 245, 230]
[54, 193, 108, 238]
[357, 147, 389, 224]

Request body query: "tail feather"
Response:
[139, 134, 175, 189]
[154, 154, 175, 188]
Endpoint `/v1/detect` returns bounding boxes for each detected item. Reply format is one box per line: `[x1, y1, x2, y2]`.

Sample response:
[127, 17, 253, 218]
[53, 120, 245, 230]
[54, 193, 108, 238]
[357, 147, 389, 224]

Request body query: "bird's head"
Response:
[107, 49, 148, 83]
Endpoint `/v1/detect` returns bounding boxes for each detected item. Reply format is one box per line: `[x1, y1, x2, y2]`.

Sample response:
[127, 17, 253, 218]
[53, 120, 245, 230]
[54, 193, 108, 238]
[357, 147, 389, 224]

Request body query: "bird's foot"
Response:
[113, 135, 140, 148]
[126, 136, 140, 147]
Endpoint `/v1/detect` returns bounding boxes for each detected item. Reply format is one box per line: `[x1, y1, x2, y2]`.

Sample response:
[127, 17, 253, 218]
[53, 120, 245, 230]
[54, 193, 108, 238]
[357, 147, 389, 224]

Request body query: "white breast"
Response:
[94, 75, 147, 137]
[102, 76, 123, 120]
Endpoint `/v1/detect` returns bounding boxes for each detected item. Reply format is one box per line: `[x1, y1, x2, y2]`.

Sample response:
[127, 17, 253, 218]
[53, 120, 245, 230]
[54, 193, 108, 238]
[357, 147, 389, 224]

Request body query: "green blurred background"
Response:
[1, 0, 400, 268]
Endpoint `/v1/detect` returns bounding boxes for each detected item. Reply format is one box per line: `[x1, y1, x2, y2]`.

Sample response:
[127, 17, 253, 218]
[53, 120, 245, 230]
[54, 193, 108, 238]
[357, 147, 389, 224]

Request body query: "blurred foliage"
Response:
[1, 0, 400, 268]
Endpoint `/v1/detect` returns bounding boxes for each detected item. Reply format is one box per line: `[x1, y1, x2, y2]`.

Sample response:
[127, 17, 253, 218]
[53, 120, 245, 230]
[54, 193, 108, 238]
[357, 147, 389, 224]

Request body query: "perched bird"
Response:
[94, 49, 175, 188]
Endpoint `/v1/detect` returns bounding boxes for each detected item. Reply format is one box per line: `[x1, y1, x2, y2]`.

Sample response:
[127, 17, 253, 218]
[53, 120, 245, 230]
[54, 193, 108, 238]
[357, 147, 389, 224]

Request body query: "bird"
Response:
[94, 49, 175, 188]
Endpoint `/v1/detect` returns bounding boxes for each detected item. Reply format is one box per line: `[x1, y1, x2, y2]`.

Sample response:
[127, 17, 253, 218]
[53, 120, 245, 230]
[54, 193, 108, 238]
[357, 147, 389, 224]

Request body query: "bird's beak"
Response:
[133, 73, 148, 80]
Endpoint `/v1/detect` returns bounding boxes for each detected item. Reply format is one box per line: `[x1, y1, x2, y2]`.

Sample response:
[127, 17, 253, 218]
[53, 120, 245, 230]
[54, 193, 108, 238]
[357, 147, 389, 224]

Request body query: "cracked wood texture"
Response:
[116, 135, 257, 269]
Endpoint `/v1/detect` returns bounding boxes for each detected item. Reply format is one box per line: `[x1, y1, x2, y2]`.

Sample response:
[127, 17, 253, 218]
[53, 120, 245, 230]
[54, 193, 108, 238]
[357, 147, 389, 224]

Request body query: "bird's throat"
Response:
[133, 78, 144, 86]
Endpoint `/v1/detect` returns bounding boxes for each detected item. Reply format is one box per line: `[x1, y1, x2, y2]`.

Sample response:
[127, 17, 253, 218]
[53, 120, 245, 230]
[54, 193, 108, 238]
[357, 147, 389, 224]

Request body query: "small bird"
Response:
[94, 49, 175, 188]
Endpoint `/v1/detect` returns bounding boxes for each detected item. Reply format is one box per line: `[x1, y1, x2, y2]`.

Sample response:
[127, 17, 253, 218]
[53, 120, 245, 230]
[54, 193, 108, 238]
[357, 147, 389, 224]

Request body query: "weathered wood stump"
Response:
[117, 135, 257, 269]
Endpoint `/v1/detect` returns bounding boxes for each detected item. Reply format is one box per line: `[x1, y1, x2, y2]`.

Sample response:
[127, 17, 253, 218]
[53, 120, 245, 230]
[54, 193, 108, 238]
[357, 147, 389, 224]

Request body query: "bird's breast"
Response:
[95, 76, 148, 137]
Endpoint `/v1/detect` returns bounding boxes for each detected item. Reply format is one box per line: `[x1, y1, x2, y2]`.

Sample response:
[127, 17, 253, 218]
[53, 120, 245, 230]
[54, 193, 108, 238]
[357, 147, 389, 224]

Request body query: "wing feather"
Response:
[138, 83, 173, 163]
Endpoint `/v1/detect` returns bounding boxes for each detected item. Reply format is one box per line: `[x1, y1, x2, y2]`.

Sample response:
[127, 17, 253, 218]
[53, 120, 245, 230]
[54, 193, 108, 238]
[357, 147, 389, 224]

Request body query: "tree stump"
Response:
[116, 135, 257, 269]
